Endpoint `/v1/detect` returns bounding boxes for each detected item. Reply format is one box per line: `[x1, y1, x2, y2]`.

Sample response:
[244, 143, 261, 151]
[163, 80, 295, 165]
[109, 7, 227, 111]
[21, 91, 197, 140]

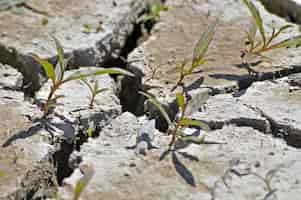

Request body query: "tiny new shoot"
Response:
[73, 164, 95, 200]
[143, 3, 168, 23]
[81, 78, 108, 109]
[33, 37, 134, 117]
[176, 18, 218, 86]
[140, 91, 210, 150]
[242, 0, 301, 75]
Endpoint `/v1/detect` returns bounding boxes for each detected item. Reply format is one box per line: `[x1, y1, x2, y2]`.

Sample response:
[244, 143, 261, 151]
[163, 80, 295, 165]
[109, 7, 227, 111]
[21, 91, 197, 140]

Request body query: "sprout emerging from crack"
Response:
[142, 3, 168, 23]
[33, 37, 134, 117]
[176, 18, 218, 86]
[140, 91, 210, 150]
[73, 164, 95, 200]
[81, 78, 109, 109]
[241, 0, 301, 75]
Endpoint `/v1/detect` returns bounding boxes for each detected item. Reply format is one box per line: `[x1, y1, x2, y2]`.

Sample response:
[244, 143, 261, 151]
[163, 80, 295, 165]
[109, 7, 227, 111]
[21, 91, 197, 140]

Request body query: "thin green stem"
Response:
[89, 93, 96, 109]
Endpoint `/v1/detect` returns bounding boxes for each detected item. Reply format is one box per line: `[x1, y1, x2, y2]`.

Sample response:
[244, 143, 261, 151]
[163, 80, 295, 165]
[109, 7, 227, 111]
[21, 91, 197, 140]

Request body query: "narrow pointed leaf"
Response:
[52, 36, 66, 80]
[179, 118, 210, 131]
[87, 127, 93, 138]
[269, 35, 301, 50]
[64, 68, 134, 83]
[266, 24, 293, 47]
[189, 58, 206, 73]
[143, 15, 156, 22]
[33, 56, 55, 85]
[192, 18, 218, 68]
[176, 92, 186, 114]
[274, 24, 293, 39]
[73, 180, 86, 200]
[81, 79, 94, 93]
[52, 95, 65, 101]
[94, 80, 99, 91]
[95, 88, 109, 95]
[243, 0, 265, 45]
[139, 91, 172, 125]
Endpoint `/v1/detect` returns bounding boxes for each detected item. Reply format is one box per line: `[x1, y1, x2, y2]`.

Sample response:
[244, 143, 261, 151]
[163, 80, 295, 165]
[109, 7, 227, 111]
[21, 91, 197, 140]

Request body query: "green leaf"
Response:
[274, 24, 293, 40]
[269, 35, 301, 50]
[87, 127, 93, 138]
[266, 24, 293, 47]
[143, 15, 156, 22]
[176, 92, 186, 114]
[95, 88, 109, 95]
[52, 95, 65, 101]
[180, 135, 206, 144]
[189, 58, 206, 74]
[93, 80, 99, 91]
[81, 79, 94, 94]
[139, 91, 172, 125]
[179, 118, 210, 131]
[63, 68, 134, 83]
[151, 4, 168, 16]
[192, 18, 218, 69]
[243, 0, 266, 45]
[73, 180, 86, 200]
[33, 56, 56, 85]
[52, 36, 65, 79]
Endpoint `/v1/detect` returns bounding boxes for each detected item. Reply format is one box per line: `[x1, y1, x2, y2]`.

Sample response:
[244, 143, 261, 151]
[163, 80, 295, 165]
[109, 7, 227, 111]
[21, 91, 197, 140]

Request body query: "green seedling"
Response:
[140, 91, 210, 150]
[86, 127, 93, 138]
[81, 78, 109, 109]
[73, 164, 95, 200]
[33, 37, 134, 117]
[82, 21, 103, 33]
[143, 3, 168, 23]
[241, 0, 301, 74]
[176, 18, 218, 86]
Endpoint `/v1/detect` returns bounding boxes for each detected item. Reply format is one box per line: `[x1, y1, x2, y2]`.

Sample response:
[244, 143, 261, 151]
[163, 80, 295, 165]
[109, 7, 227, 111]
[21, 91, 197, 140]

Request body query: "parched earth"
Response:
[0, 0, 301, 200]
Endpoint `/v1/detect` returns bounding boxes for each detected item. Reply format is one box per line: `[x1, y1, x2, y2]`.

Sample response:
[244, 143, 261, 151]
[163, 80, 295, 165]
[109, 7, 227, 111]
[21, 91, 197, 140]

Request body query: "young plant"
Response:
[176, 18, 218, 86]
[140, 91, 210, 150]
[142, 3, 168, 23]
[81, 78, 108, 109]
[33, 37, 134, 117]
[73, 164, 95, 200]
[241, 0, 301, 74]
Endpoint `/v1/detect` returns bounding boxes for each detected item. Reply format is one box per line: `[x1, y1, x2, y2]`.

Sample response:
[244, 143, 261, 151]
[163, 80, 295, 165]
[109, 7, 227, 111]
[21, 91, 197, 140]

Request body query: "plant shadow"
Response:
[172, 151, 196, 187]
[158, 134, 226, 187]
[2, 113, 76, 147]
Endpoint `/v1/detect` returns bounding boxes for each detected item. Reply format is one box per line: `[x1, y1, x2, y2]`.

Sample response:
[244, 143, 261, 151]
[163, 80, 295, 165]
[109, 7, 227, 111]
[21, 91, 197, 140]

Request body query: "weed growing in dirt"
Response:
[176, 18, 218, 86]
[81, 78, 109, 109]
[33, 37, 134, 117]
[143, 3, 168, 23]
[140, 91, 209, 150]
[241, 0, 301, 74]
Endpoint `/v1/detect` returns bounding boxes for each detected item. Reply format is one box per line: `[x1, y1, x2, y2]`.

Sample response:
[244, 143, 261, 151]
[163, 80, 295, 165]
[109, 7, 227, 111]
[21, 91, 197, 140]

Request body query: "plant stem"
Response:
[89, 94, 95, 109]
[168, 121, 181, 150]
[43, 84, 58, 117]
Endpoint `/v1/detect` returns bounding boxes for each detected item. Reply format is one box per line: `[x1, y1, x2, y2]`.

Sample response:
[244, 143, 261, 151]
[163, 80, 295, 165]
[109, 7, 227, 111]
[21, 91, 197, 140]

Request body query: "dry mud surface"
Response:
[0, 0, 301, 199]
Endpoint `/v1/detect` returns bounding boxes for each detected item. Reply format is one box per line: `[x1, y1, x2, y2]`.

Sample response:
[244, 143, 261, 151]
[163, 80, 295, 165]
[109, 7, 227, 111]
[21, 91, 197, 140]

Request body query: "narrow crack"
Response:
[244, 103, 301, 148]
[210, 65, 301, 96]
